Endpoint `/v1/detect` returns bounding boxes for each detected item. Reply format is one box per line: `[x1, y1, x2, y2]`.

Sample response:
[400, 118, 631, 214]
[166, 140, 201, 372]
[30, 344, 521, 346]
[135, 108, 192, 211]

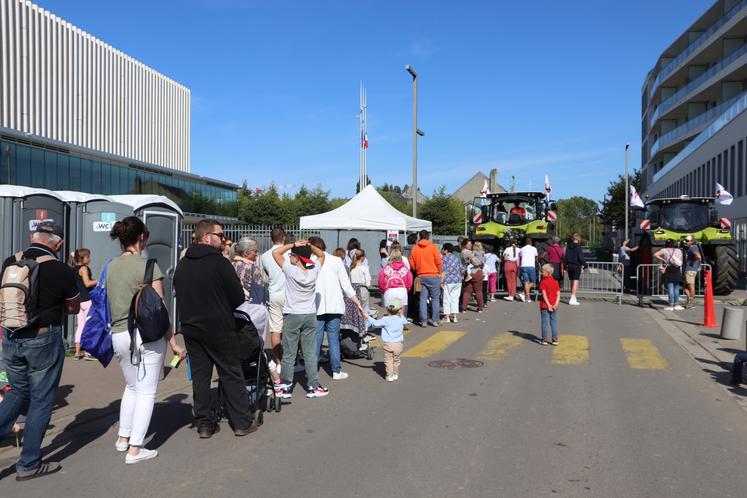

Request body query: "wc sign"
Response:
[28, 209, 54, 231]
[93, 212, 117, 232]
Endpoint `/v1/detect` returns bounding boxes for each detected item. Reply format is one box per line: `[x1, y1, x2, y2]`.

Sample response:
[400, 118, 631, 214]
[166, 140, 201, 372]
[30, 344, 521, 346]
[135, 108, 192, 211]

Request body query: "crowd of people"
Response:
[0, 217, 710, 481]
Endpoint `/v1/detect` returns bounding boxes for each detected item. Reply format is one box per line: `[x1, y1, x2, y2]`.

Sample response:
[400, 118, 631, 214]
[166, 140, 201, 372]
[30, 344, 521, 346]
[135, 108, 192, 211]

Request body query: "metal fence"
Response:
[635, 263, 711, 306]
[492, 261, 624, 303]
[181, 224, 320, 253]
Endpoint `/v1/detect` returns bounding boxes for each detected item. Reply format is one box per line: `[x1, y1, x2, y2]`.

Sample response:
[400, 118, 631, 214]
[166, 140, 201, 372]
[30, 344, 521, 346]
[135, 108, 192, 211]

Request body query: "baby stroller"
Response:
[215, 306, 280, 428]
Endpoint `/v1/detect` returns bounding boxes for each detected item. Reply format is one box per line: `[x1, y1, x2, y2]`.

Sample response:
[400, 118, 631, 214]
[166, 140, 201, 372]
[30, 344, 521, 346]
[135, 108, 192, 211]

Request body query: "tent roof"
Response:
[109, 195, 183, 215]
[299, 185, 432, 231]
[0, 185, 64, 201]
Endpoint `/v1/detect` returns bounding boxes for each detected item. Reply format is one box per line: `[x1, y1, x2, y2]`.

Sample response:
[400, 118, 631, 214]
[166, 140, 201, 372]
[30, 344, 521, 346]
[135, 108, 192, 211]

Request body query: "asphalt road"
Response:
[3, 299, 747, 497]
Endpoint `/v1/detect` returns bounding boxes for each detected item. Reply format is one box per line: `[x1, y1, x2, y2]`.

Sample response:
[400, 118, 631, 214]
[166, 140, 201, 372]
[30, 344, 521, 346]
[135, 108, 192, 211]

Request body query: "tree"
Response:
[378, 189, 410, 215]
[288, 184, 331, 222]
[557, 196, 599, 243]
[418, 186, 464, 235]
[238, 185, 293, 225]
[600, 169, 642, 229]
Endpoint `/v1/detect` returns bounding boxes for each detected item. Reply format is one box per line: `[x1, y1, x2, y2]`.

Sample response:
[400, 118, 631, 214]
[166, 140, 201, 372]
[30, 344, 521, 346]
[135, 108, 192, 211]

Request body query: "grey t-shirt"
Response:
[281, 261, 320, 315]
[106, 254, 163, 333]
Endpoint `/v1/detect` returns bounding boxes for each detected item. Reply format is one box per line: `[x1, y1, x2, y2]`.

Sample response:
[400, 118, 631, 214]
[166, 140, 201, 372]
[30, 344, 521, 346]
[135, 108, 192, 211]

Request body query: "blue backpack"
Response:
[80, 261, 114, 367]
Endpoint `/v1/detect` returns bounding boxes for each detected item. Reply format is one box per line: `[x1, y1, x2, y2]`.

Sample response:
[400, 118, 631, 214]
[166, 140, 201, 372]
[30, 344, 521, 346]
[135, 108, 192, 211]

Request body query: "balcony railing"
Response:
[649, 40, 747, 129]
[648, 0, 747, 100]
[649, 92, 743, 157]
[653, 91, 747, 183]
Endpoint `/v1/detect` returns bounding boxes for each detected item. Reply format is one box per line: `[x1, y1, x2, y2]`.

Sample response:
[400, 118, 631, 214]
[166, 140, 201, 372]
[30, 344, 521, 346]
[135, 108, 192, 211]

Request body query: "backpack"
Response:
[0, 251, 56, 334]
[127, 259, 170, 364]
[81, 261, 114, 367]
[382, 265, 407, 289]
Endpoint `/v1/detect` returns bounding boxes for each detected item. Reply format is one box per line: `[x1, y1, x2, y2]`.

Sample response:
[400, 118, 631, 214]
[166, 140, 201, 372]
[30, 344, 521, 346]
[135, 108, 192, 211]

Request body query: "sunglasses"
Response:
[208, 232, 225, 239]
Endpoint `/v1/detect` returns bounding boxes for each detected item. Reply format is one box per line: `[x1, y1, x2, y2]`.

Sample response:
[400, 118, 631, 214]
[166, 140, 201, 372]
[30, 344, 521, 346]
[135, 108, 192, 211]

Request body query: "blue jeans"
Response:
[540, 309, 558, 341]
[666, 282, 680, 305]
[316, 314, 342, 374]
[520, 267, 537, 284]
[0, 327, 65, 471]
[419, 276, 442, 323]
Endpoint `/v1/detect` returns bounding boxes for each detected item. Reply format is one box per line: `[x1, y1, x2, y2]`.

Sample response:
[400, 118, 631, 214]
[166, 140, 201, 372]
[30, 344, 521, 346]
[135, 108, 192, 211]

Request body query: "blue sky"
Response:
[39, 0, 710, 201]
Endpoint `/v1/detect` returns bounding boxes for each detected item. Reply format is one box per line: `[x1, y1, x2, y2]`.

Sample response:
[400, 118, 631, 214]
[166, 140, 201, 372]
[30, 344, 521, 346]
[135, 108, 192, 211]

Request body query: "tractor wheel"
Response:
[711, 244, 738, 295]
[534, 240, 549, 261]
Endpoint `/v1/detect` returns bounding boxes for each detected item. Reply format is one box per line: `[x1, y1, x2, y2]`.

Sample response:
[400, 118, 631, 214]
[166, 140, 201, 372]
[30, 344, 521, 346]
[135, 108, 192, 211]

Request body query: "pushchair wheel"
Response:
[275, 398, 282, 413]
[366, 345, 374, 360]
[268, 397, 275, 411]
[257, 411, 264, 426]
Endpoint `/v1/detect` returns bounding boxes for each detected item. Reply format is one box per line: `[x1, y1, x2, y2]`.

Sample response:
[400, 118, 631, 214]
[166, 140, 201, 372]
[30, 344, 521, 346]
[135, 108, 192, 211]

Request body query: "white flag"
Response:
[480, 179, 491, 198]
[630, 185, 644, 208]
[716, 182, 733, 205]
[544, 174, 552, 201]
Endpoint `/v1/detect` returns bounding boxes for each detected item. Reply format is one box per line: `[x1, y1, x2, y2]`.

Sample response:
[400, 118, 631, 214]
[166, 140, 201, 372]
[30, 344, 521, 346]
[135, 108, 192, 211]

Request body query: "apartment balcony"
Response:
[648, 0, 747, 100]
[649, 40, 747, 130]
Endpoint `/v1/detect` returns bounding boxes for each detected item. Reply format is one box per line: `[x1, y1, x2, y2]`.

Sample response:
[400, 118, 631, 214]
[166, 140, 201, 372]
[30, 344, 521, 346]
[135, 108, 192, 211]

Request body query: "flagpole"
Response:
[625, 143, 630, 240]
[359, 81, 364, 192]
[363, 85, 367, 188]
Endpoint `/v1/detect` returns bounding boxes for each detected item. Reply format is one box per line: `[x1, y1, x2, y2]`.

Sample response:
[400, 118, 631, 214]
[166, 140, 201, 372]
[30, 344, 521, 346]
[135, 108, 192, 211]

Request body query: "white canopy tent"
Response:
[299, 185, 431, 231]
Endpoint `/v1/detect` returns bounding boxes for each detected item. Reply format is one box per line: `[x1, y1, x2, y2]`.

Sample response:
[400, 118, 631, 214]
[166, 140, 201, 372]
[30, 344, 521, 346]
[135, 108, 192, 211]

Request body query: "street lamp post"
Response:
[624, 143, 630, 240]
[405, 65, 424, 218]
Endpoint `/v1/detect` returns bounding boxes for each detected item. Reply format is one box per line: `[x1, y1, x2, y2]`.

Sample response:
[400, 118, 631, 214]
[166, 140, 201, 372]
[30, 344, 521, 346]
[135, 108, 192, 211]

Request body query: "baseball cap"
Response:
[291, 244, 314, 267]
[386, 298, 403, 312]
[684, 235, 694, 242]
[35, 221, 64, 239]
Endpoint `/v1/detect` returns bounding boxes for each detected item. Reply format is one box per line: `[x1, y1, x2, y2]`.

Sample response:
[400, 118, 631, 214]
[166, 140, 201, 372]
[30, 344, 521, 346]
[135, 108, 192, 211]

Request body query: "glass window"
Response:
[1, 142, 13, 184]
[80, 159, 92, 192]
[68, 157, 81, 191]
[740, 141, 744, 197]
[57, 155, 69, 190]
[44, 151, 58, 190]
[30, 149, 44, 188]
[100, 162, 111, 195]
[730, 145, 736, 192]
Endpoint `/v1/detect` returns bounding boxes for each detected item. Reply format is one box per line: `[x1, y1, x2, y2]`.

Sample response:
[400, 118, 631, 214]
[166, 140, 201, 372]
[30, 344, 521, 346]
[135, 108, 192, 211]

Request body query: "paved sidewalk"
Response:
[0, 349, 192, 455]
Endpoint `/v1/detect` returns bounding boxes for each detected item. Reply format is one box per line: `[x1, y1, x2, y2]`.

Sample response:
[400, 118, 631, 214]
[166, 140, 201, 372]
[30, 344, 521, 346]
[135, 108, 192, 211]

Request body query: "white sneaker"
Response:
[125, 448, 158, 464]
[386, 375, 395, 382]
[569, 296, 580, 305]
[517, 293, 526, 302]
[503, 296, 514, 301]
[115, 439, 129, 452]
[392, 374, 399, 381]
[332, 371, 349, 380]
[359, 343, 369, 351]
[673, 305, 684, 311]
[451, 315, 458, 323]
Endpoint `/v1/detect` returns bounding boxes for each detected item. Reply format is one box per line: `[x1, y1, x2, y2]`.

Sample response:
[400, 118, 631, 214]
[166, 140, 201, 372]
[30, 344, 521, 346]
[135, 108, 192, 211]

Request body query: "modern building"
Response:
[0, 0, 237, 216]
[642, 0, 747, 268]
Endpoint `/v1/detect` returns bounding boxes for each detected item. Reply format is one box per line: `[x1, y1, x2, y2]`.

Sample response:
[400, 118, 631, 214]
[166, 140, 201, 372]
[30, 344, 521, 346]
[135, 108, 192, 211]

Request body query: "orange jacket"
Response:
[409, 239, 442, 277]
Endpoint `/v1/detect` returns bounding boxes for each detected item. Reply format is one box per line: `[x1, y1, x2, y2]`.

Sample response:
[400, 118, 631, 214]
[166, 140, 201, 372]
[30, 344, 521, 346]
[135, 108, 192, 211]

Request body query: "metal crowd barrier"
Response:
[635, 263, 711, 306]
[493, 261, 624, 304]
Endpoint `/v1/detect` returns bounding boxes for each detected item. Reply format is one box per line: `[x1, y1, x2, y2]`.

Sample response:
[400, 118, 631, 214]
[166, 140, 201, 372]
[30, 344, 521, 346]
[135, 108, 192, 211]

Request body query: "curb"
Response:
[0, 380, 193, 457]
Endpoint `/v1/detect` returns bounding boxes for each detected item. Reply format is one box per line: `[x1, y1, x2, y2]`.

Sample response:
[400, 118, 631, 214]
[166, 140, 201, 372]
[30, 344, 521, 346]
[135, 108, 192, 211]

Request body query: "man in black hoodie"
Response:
[174, 219, 252, 438]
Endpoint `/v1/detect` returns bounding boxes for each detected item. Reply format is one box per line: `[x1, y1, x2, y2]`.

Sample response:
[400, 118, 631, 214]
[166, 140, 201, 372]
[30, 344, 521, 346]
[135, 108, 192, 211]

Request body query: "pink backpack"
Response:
[382, 265, 408, 290]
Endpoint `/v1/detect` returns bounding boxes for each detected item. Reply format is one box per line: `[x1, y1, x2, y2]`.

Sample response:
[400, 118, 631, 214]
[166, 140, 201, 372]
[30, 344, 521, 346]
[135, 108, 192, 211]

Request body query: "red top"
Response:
[538, 276, 560, 310]
[510, 206, 526, 218]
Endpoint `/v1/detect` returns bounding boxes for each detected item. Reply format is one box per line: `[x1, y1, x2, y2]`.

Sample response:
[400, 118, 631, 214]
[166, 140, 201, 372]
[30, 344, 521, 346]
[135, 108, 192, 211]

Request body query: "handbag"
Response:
[413, 276, 422, 293]
[80, 261, 114, 367]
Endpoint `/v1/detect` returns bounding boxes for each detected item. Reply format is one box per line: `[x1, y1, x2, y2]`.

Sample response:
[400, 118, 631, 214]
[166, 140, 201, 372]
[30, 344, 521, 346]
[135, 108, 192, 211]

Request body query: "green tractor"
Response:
[469, 192, 558, 254]
[631, 195, 737, 295]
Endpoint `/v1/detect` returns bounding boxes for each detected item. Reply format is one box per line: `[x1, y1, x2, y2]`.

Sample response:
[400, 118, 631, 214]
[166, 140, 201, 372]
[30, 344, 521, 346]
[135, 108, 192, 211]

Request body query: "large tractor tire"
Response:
[711, 244, 738, 295]
[534, 239, 549, 262]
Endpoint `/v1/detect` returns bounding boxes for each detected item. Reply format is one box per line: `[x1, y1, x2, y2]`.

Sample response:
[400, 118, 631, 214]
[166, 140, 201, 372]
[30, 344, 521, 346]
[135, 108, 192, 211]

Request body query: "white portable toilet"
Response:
[109, 195, 183, 321]
[0, 185, 68, 260]
[57, 191, 136, 281]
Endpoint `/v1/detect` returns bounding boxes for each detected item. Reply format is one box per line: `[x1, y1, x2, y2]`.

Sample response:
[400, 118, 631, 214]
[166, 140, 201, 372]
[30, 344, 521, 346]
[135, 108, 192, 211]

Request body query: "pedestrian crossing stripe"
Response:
[476, 332, 523, 360]
[402, 331, 466, 358]
[551, 335, 589, 365]
[620, 338, 668, 370]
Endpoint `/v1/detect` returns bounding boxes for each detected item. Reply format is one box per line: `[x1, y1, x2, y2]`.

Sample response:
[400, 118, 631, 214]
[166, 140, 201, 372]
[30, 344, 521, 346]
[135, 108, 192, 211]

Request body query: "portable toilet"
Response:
[0, 185, 68, 259]
[57, 191, 136, 282]
[109, 195, 183, 321]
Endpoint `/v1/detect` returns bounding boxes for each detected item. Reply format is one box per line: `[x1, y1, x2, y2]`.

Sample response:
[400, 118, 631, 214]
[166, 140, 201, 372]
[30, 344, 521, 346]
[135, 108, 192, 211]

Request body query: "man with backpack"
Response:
[174, 219, 252, 438]
[0, 222, 80, 481]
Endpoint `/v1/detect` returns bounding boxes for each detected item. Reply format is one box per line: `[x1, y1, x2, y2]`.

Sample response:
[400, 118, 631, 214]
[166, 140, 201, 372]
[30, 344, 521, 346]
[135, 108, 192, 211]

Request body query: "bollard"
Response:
[720, 307, 744, 340]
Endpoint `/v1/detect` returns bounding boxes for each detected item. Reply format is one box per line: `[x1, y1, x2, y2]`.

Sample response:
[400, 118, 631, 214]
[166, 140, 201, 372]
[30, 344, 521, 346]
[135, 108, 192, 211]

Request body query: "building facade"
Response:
[642, 0, 747, 268]
[451, 168, 506, 205]
[0, 0, 237, 215]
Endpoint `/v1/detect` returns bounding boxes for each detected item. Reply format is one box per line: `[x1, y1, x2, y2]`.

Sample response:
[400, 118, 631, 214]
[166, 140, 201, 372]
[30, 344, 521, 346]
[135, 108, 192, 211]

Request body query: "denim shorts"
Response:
[520, 267, 536, 284]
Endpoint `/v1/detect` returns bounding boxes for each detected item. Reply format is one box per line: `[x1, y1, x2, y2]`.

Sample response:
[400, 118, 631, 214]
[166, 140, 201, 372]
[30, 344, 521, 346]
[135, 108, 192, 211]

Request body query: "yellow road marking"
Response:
[551, 335, 589, 365]
[620, 338, 668, 370]
[402, 331, 466, 358]
[477, 332, 523, 360]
